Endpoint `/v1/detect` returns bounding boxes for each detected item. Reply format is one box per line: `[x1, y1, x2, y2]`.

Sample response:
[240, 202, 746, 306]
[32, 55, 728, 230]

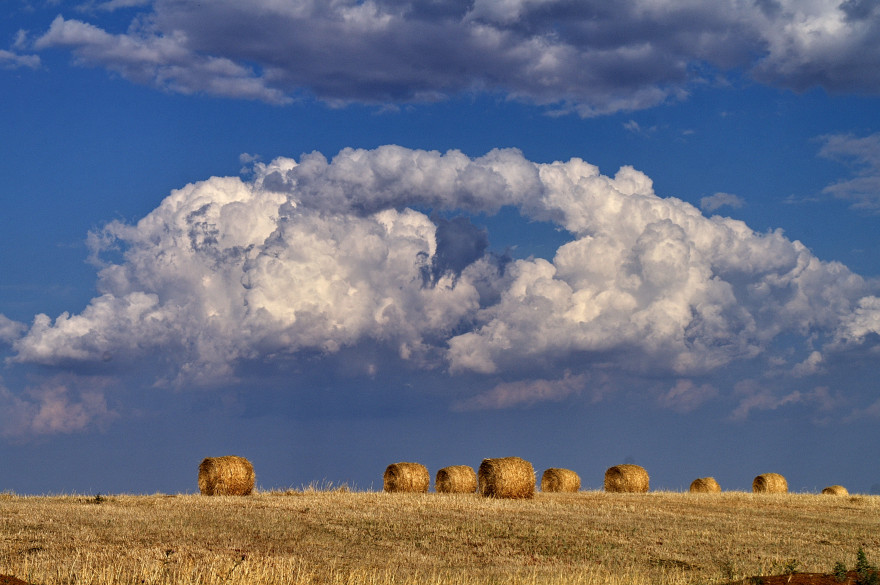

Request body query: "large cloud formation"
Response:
[9, 146, 880, 389]
[26, 0, 880, 115]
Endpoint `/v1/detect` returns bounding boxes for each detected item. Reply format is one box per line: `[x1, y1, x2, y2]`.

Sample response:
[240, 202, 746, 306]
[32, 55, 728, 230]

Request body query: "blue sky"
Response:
[2, 0, 880, 495]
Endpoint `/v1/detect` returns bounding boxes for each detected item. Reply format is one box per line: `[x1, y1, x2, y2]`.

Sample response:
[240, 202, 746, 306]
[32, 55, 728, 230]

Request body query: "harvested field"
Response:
[1, 491, 879, 584]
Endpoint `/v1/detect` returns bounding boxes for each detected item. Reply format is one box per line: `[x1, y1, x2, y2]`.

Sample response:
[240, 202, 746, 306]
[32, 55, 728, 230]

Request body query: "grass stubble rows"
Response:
[1, 490, 878, 585]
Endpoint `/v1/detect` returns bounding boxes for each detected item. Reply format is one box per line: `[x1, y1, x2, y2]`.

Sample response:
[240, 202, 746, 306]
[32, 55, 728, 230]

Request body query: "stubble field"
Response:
[1, 489, 878, 585]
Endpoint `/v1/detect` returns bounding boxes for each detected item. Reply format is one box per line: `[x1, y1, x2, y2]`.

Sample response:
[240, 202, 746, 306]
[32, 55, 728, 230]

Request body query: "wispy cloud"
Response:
[0, 375, 117, 438]
[623, 120, 658, 135]
[0, 49, 40, 70]
[848, 397, 880, 421]
[818, 132, 880, 212]
[76, 0, 151, 12]
[452, 371, 586, 411]
[657, 379, 718, 413]
[34, 16, 290, 104]
[700, 192, 744, 213]
[25, 0, 880, 114]
[730, 380, 842, 421]
[0, 314, 26, 344]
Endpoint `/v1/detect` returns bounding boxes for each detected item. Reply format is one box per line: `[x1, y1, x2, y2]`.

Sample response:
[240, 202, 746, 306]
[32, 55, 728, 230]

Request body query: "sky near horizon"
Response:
[2, 0, 880, 495]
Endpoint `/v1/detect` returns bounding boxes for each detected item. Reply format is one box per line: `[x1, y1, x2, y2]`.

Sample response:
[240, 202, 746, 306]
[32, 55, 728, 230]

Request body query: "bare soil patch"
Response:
[0, 575, 33, 585]
[730, 571, 861, 584]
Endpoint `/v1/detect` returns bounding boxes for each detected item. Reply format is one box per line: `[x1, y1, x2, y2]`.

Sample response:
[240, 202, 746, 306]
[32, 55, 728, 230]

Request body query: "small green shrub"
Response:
[856, 548, 879, 585]
[718, 559, 737, 581]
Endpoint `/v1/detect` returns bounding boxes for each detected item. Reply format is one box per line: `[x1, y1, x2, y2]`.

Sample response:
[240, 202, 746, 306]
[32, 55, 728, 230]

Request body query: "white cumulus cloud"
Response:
[8, 145, 880, 405]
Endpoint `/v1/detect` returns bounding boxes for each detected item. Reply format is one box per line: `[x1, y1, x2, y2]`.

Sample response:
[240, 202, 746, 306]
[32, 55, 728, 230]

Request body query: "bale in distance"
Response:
[383, 462, 430, 493]
[604, 464, 650, 493]
[541, 468, 581, 493]
[478, 457, 535, 499]
[689, 477, 721, 493]
[822, 485, 848, 495]
[198, 456, 255, 496]
[752, 473, 788, 493]
[435, 465, 477, 494]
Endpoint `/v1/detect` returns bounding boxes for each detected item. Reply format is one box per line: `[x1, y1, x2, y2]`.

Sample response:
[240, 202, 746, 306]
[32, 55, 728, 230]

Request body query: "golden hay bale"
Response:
[752, 473, 788, 493]
[383, 462, 430, 493]
[604, 464, 650, 493]
[198, 456, 255, 496]
[822, 485, 848, 495]
[689, 477, 721, 493]
[478, 457, 535, 499]
[435, 465, 477, 494]
[541, 468, 581, 493]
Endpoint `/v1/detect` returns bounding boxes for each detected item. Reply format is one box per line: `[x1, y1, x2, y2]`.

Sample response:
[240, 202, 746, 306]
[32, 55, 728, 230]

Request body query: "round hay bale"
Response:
[689, 477, 721, 493]
[821, 485, 848, 495]
[604, 464, 649, 493]
[383, 462, 430, 493]
[541, 468, 581, 493]
[752, 473, 788, 493]
[435, 465, 477, 494]
[478, 457, 535, 499]
[198, 456, 255, 496]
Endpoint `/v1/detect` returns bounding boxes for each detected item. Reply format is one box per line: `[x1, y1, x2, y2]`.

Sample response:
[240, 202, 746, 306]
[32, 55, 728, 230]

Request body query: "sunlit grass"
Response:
[1, 490, 878, 584]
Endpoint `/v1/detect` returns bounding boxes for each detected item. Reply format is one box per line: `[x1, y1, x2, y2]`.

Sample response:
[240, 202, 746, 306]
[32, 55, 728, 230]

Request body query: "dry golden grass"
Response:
[1, 490, 879, 584]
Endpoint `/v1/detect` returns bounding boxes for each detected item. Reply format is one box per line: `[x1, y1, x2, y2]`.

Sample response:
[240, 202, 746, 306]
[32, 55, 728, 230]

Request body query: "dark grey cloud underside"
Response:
[25, 0, 880, 114]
